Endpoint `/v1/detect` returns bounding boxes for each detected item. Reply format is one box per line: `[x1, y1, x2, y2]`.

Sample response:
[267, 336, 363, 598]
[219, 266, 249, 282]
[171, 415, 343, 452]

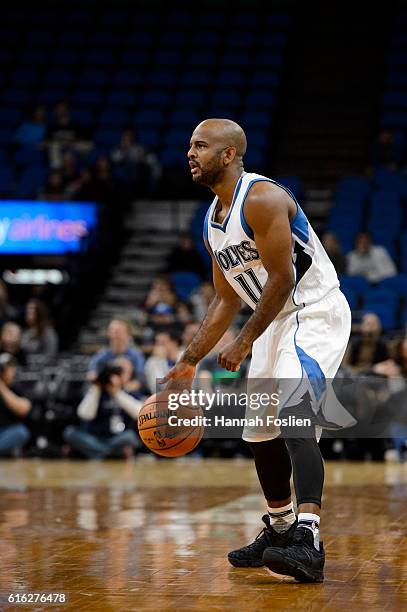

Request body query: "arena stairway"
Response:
[78, 199, 199, 350]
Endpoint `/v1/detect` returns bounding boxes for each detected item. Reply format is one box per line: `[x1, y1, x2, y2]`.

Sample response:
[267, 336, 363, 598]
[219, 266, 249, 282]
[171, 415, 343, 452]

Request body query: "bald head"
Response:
[194, 118, 247, 157]
[188, 118, 247, 186]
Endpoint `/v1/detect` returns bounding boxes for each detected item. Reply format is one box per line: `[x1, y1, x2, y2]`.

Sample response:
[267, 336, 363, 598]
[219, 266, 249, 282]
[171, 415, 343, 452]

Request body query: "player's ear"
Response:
[223, 146, 236, 166]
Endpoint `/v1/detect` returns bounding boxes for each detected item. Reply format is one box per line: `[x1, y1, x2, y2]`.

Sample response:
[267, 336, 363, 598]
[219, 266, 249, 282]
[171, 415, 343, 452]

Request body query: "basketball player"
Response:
[163, 119, 352, 583]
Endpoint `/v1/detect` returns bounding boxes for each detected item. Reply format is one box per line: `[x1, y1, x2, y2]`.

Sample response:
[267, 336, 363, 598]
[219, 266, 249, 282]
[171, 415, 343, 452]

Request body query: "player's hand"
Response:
[160, 361, 196, 390]
[217, 339, 251, 372]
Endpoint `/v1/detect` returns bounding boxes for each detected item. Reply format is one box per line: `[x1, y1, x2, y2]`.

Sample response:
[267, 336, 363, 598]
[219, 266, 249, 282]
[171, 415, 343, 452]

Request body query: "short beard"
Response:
[194, 151, 225, 187]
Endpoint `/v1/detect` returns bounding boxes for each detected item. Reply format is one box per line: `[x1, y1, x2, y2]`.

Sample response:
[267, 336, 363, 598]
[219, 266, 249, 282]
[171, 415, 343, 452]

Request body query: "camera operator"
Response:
[63, 358, 142, 459]
[0, 354, 31, 456]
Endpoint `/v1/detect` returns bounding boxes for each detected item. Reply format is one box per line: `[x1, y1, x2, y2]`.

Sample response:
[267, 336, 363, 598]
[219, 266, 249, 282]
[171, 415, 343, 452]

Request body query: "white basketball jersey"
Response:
[204, 172, 339, 317]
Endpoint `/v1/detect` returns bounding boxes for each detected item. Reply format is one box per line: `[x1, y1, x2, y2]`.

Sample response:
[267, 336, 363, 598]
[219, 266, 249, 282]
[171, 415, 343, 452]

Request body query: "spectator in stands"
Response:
[373, 336, 407, 379]
[21, 299, 59, 360]
[182, 321, 201, 350]
[39, 171, 66, 201]
[111, 129, 161, 193]
[0, 354, 31, 456]
[322, 232, 346, 274]
[166, 232, 207, 280]
[148, 302, 177, 333]
[63, 357, 141, 459]
[190, 281, 215, 320]
[88, 155, 117, 204]
[88, 318, 145, 384]
[145, 331, 182, 394]
[346, 232, 397, 283]
[0, 280, 18, 327]
[345, 312, 389, 372]
[144, 278, 177, 311]
[45, 101, 82, 168]
[14, 105, 47, 148]
[0, 323, 26, 366]
[60, 151, 80, 193]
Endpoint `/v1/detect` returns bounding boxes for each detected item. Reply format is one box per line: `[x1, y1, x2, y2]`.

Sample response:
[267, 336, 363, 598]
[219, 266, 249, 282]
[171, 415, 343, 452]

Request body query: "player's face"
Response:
[188, 131, 225, 186]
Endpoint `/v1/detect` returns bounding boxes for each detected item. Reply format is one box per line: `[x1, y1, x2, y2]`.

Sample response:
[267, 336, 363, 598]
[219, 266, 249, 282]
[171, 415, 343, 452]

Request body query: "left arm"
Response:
[218, 182, 295, 371]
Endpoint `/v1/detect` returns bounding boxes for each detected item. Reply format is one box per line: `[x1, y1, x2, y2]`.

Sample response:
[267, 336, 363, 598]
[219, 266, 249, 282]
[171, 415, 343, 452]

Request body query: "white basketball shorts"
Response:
[242, 287, 354, 442]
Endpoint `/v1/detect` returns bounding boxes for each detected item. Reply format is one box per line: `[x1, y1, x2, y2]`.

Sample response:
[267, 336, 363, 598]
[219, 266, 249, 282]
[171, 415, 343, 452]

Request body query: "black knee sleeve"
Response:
[248, 436, 292, 502]
[280, 395, 324, 507]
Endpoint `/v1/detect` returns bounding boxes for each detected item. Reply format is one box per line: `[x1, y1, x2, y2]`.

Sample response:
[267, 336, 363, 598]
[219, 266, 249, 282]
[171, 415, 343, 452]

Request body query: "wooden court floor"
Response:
[0, 458, 406, 612]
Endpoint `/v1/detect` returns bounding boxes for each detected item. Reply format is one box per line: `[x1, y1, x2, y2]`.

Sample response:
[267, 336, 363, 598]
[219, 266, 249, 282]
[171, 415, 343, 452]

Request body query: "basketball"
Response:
[137, 390, 205, 457]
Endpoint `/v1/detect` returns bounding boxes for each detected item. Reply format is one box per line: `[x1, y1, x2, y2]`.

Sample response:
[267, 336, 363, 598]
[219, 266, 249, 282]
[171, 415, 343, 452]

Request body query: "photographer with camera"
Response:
[63, 357, 142, 459]
[0, 353, 31, 456]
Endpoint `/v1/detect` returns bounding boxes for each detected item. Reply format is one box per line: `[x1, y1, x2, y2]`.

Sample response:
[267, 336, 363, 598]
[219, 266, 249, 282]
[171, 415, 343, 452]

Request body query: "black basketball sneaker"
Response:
[228, 514, 298, 568]
[262, 526, 325, 583]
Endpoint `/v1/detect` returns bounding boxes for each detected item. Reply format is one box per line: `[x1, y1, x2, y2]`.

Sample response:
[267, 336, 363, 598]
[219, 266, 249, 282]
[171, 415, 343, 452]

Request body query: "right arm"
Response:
[162, 246, 241, 384]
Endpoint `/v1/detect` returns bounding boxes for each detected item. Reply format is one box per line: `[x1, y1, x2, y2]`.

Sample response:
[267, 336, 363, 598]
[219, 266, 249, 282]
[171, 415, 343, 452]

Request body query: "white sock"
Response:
[267, 502, 296, 533]
[298, 512, 320, 550]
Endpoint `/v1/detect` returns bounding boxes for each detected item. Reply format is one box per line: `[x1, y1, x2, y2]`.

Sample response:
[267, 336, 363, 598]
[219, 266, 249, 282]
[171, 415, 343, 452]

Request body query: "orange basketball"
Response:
[137, 389, 205, 457]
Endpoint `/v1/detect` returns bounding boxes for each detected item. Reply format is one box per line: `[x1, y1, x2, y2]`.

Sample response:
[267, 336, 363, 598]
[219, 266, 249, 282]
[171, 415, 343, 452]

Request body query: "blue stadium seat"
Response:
[133, 109, 165, 126]
[106, 91, 136, 108]
[382, 111, 407, 129]
[19, 50, 47, 65]
[383, 91, 407, 107]
[85, 50, 115, 66]
[71, 109, 95, 125]
[226, 31, 255, 47]
[368, 191, 402, 235]
[0, 108, 22, 126]
[58, 30, 86, 46]
[251, 71, 279, 88]
[164, 128, 192, 146]
[148, 70, 177, 87]
[169, 110, 200, 126]
[52, 50, 81, 66]
[337, 175, 370, 195]
[2, 90, 32, 107]
[246, 90, 275, 108]
[217, 70, 245, 86]
[137, 129, 160, 147]
[275, 176, 303, 199]
[181, 71, 210, 87]
[99, 109, 130, 128]
[154, 50, 182, 66]
[364, 288, 399, 309]
[14, 165, 48, 198]
[194, 31, 220, 46]
[210, 91, 240, 108]
[362, 306, 398, 330]
[220, 51, 250, 66]
[188, 51, 215, 66]
[240, 111, 272, 128]
[243, 147, 264, 168]
[11, 68, 39, 86]
[159, 31, 187, 47]
[341, 287, 357, 310]
[254, 52, 283, 67]
[94, 129, 122, 147]
[171, 271, 201, 300]
[372, 167, 407, 194]
[14, 147, 44, 167]
[175, 91, 206, 107]
[120, 50, 149, 66]
[141, 90, 172, 107]
[259, 33, 287, 48]
[0, 128, 14, 145]
[339, 275, 370, 297]
[126, 32, 154, 47]
[113, 70, 142, 88]
[37, 89, 68, 105]
[71, 91, 104, 107]
[78, 70, 110, 87]
[0, 166, 15, 194]
[44, 69, 75, 87]
[380, 274, 407, 296]
[160, 148, 187, 167]
[245, 130, 268, 149]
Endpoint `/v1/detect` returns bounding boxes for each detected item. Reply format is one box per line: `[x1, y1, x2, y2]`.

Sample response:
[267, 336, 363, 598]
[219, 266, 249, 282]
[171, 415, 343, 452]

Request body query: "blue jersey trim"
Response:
[203, 205, 211, 243]
[210, 175, 243, 233]
[239, 178, 274, 239]
[294, 319, 326, 402]
[290, 205, 309, 243]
